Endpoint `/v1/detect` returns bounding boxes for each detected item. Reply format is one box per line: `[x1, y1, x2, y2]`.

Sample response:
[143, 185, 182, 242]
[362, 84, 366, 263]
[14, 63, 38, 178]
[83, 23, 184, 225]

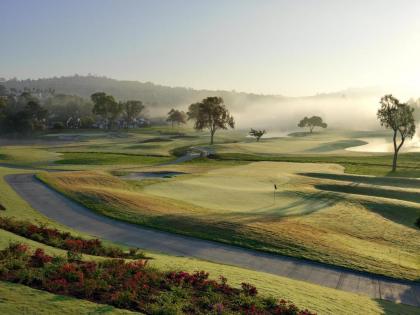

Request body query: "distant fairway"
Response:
[215, 130, 378, 155]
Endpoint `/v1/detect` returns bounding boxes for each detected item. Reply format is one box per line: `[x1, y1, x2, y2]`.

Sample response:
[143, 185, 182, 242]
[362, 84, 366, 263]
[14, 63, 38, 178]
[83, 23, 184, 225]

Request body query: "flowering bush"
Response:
[0, 217, 146, 259]
[0, 243, 316, 315]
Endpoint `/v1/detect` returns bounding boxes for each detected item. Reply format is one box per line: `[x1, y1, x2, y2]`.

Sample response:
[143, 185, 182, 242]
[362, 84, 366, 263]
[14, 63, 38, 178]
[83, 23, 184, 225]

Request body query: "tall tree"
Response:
[123, 100, 144, 128]
[298, 116, 327, 133]
[186, 102, 201, 121]
[91, 92, 122, 129]
[377, 94, 416, 172]
[188, 97, 235, 145]
[249, 128, 266, 141]
[166, 108, 187, 127]
[24, 100, 48, 130]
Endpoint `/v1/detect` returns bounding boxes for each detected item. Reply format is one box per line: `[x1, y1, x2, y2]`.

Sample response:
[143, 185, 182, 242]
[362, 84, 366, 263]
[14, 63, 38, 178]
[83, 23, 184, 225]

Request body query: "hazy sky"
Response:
[1, 0, 420, 96]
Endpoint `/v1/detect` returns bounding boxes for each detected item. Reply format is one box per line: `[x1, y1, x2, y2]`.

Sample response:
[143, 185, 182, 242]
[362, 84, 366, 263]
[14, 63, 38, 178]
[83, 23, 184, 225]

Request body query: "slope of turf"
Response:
[2, 166, 416, 314]
[38, 162, 420, 281]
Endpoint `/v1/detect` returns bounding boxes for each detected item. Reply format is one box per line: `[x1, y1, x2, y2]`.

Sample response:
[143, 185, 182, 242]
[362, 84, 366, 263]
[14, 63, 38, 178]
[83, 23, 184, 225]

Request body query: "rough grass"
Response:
[39, 162, 420, 281]
[2, 168, 417, 314]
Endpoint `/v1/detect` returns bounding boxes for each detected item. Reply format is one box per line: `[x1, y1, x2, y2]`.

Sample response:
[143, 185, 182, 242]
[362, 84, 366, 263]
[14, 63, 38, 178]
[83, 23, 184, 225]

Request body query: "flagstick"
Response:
[273, 184, 276, 204]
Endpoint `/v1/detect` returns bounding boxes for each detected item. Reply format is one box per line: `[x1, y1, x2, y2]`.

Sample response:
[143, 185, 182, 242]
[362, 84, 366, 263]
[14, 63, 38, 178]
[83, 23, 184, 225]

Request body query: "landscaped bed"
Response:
[0, 217, 146, 259]
[0, 243, 315, 315]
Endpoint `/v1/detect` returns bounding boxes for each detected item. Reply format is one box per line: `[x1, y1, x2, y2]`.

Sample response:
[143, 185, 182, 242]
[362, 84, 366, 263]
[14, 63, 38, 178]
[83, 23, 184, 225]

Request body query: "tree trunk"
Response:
[391, 130, 405, 172]
[309, 126, 314, 133]
[210, 129, 215, 145]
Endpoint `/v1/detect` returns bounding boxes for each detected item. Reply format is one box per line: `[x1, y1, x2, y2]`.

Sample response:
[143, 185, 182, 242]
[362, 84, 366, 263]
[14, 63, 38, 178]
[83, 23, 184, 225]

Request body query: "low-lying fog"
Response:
[232, 94, 382, 131]
[226, 91, 420, 153]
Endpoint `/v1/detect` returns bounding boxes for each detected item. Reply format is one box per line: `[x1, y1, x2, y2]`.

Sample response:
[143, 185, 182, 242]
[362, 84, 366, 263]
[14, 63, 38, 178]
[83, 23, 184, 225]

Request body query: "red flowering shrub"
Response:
[30, 248, 53, 267]
[0, 243, 316, 315]
[241, 282, 258, 296]
[0, 217, 146, 259]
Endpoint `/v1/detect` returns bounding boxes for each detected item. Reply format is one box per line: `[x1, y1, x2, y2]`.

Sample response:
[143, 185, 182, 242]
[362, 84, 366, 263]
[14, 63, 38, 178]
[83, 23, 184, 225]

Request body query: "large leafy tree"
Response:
[297, 116, 327, 133]
[123, 100, 144, 128]
[377, 94, 416, 172]
[91, 92, 122, 129]
[188, 97, 234, 145]
[166, 108, 187, 127]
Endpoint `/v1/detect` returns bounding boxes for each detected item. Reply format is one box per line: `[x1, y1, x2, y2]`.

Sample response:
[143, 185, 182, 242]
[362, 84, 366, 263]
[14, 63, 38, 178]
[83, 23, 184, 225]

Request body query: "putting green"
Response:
[144, 162, 343, 214]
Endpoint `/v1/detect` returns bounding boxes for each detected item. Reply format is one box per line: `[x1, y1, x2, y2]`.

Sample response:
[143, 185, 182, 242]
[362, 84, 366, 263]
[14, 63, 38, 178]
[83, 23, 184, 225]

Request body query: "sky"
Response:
[1, 0, 420, 96]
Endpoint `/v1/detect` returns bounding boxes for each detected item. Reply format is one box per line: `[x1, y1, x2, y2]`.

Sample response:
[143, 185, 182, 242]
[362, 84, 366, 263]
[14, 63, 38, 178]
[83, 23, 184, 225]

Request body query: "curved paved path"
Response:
[6, 173, 420, 307]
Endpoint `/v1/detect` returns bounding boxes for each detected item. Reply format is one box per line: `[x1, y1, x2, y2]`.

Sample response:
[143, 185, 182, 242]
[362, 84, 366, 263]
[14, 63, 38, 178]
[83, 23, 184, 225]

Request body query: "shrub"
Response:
[52, 122, 65, 130]
[0, 243, 316, 315]
[0, 217, 146, 259]
[416, 216, 420, 229]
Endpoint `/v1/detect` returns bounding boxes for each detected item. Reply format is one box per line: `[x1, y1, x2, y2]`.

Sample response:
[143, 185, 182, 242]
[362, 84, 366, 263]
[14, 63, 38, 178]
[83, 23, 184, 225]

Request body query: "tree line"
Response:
[0, 83, 418, 172]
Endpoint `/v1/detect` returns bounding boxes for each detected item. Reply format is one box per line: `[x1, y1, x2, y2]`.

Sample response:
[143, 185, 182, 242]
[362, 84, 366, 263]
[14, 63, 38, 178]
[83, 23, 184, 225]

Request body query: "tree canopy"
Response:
[123, 100, 144, 128]
[377, 94, 416, 172]
[249, 128, 266, 141]
[187, 97, 234, 144]
[166, 108, 187, 127]
[91, 92, 123, 129]
[297, 116, 327, 133]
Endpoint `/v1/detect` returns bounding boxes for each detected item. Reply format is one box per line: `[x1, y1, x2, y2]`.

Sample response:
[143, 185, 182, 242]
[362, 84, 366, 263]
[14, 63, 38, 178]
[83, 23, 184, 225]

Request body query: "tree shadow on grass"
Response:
[310, 182, 420, 229]
[300, 172, 420, 189]
[214, 190, 344, 224]
[314, 184, 420, 204]
[359, 200, 420, 230]
[375, 283, 420, 313]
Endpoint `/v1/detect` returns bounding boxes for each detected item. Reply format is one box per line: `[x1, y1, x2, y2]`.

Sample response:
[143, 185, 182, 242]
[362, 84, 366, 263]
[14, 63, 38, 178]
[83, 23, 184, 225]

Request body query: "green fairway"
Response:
[1, 128, 420, 311]
[56, 151, 173, 165]
[39, 160, 420, 281]
[2, 167, 417, 314]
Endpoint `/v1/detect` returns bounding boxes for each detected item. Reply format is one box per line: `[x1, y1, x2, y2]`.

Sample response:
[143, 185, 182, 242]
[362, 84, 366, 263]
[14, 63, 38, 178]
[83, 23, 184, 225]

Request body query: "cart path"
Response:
[6, 173, 420, 307]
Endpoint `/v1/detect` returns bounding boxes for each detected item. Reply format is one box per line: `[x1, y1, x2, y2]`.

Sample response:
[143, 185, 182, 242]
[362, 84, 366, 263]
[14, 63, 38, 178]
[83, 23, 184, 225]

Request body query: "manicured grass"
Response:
[0, 281, 136, 315]
[0, 146, 61, 166]
[38, 162, 420, 281]
[0, 166, 418, 314]
[55, 151, 173, 165]
[214, 130, 379, 155]
[212, 152, 420, 177]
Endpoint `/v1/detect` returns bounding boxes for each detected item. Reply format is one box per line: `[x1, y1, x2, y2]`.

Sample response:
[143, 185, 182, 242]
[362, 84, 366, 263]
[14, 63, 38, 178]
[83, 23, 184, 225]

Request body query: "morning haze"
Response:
[0, 1, 419, 315]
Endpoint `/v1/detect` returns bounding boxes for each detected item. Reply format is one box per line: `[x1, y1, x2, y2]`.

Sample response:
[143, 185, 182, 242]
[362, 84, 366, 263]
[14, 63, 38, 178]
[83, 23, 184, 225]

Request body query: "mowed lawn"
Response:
[39, 161, 420, 281]
[2, 167, 417, 314]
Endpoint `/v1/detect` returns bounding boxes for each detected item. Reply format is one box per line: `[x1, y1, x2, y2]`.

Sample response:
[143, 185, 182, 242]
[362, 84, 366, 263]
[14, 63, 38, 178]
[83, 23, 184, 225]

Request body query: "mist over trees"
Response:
[2, 75, 401, 131]
[123, 100, 144, 128]
[297, 116, 327, 133]
[0, 85, 149, 134]
[166, 109, 187, 127]
[249, 128, 266, 141]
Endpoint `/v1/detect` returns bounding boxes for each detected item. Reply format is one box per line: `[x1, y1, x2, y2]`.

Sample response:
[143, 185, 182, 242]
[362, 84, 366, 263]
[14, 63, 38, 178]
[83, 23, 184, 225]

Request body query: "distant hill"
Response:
[1, 75, 387, 129]
[2, 75, 286, 114]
